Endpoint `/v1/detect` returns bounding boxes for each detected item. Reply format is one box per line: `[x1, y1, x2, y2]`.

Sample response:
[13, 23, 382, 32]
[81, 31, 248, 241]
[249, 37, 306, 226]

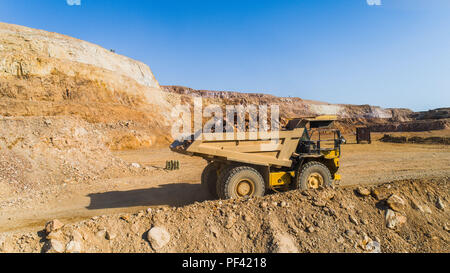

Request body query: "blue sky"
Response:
[1, 0, 449, 111]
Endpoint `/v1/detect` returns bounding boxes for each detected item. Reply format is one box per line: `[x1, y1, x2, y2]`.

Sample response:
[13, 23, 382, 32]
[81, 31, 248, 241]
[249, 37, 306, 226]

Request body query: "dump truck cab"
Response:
[170, 115, 345, 199]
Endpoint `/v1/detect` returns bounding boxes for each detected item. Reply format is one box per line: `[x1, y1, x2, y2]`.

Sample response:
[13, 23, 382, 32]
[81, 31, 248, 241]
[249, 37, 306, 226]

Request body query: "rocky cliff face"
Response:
[0, 22, 171, 114]
[0, 22, 174, 149]
[161, 85, 414, 122]
[0, 22, 160, 89]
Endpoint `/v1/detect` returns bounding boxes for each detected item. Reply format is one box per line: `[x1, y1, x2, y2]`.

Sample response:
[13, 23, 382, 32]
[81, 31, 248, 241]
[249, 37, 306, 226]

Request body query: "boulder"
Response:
[46, 239, 65, 253]
[356, 187, 371, 197]
[386, 194, 406, 212]
[147, 227, 170, 250]
[66, 240, 82, 253]
[272, 233, 299, 253]
[45, 220, 64, 234]
[385, 209, 407, 229]
[436, 197, 446, 210]
[371, 188, 389, 200]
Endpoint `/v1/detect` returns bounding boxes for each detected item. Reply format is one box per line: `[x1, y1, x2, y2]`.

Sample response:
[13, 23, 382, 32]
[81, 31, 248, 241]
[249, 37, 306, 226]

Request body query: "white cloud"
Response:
[367, 0, 382, 6]
[67, 0, 81, 6]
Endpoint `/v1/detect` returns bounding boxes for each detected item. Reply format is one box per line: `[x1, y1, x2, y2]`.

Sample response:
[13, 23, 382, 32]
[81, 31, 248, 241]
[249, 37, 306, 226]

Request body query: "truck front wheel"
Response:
[294, 161, 333, 191]
[217, 166, 265, 199]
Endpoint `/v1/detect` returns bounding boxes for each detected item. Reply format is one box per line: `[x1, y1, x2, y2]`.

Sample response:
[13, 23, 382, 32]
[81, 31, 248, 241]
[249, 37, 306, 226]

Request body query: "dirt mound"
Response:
[0, 116, 128, 200]
[1, 178, 448, 253]
[380, 134, 450, 145]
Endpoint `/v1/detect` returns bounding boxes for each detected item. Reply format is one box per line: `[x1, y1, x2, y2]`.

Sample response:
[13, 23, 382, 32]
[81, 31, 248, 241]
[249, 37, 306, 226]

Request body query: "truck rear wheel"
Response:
[217, 166, 265, 199]
[294, 161, 332, 191]
[201, 163, 218, 198]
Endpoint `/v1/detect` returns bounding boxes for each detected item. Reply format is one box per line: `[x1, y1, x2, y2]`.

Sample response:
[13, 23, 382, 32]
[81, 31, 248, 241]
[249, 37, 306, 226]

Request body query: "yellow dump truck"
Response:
[170, 116, 345, 199]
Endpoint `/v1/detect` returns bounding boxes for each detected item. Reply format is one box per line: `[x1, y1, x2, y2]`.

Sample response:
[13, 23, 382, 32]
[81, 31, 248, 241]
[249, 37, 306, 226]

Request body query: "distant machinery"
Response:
[356, 127, 371, 144]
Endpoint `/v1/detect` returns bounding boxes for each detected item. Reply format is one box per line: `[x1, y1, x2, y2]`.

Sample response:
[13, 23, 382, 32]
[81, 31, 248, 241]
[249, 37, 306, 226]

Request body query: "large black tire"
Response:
[293, 161, 333, 191]
[217, 166, 265, 199]
[201, 163, 218, 198]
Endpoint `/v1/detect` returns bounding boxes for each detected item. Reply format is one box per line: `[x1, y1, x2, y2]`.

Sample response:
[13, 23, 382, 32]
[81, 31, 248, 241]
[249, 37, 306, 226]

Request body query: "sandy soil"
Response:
[1, 177, 448, 253]
[0, 137, 448, 234]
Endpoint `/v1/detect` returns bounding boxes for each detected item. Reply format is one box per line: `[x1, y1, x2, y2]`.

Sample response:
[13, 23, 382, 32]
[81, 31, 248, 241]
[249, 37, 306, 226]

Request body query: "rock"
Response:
[305, 226, 315, 233]
[365, 240, 381, 253]
[71, 230, 83, 242]
[444, 223, 450, 232]
[224, 215, 237, 229]
[411, 199, 424, 212]
[210, 226, 219, 238]
[45, 219, 64, 233]
[385, 209, 396, 229]
[386, 194, 406, 212]
[318, 190, 335, 200]
[356, 187, 371, 197]
[436, 197, 445, 210]
[260, 202, 268, 208]
[147, 227, 171, 250]
[336, 237, 345, 244]
[411, 199, 433, 214]
[120, 215, 130, 222]
[360, 235, 373, 250]
[131, 223, 140, 234]
[371, 188, 389, 200]
[46, 239, 65, 253]
[272, 233, 299, 253]
[304, 221, 315, 233]
[95, 229, 106, 239]
[385, 209, 407, 229]
[46, 231, 63, 240]
[131, 163, 141, 168]
[344, 229, 356, 237]
[423, 206, 432, 214]
[0, 236, 6, 252]
[105, 231, 116, 240]
[312, 199, 327, 207]
[349, 215, 359, 225]
[66, 240, 82, 253]
[280, 201, 287, 208]
[271, 202, 278, 207]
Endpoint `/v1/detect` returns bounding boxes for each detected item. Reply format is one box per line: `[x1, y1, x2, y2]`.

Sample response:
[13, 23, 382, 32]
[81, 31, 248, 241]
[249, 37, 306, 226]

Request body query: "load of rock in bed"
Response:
[0, 178, 448, 253]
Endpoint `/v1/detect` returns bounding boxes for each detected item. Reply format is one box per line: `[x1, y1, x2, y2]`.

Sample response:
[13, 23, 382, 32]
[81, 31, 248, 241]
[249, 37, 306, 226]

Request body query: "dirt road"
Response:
[0, 140, 449, 233]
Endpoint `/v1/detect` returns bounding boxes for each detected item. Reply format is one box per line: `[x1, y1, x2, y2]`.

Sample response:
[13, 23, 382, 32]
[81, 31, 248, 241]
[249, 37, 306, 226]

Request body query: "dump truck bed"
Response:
[171, 128, 305, 168]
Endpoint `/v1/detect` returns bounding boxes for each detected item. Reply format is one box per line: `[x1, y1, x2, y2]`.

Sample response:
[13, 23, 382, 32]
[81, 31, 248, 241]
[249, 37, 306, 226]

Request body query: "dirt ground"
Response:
[1, 176, 448, 253]
[0, 134, 448, 234]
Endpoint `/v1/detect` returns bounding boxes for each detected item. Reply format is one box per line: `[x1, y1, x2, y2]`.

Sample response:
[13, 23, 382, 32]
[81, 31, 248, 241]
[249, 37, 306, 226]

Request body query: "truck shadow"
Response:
[86, 183, 211, 210]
